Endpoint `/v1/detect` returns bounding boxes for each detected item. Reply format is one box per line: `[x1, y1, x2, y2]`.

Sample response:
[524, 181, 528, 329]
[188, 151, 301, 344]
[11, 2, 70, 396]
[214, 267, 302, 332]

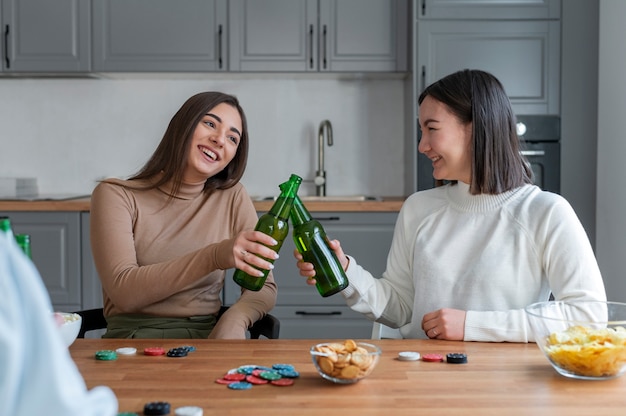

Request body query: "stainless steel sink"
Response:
[252, 195, 381, 202]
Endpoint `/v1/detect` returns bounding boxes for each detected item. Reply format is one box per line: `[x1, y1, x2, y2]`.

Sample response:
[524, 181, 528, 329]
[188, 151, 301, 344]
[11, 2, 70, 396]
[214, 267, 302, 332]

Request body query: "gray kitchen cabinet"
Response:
[80, 213, 103, 310]
[5, 212, 82, 311]
[418, 0, 560, 19]
[224, 211, 398, 339]
[416, 19, 561, 115]
[1, 0, 90, 72]
[228, 0, 408, 72]
[92, 0, 228, 72]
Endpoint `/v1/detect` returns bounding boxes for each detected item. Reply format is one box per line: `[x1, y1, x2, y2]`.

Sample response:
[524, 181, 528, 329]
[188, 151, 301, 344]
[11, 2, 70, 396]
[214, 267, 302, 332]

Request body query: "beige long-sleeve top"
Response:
[90, 178, 276, 338]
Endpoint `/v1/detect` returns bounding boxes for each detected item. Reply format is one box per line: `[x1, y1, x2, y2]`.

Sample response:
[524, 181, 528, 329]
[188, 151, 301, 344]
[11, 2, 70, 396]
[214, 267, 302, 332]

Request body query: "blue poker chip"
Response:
[227, 381, 253, 390]
[277, 368, 300, 378]
[272, 363, 295, 371]
[181, 345, 196, 353]
[117, 413, 139, 416]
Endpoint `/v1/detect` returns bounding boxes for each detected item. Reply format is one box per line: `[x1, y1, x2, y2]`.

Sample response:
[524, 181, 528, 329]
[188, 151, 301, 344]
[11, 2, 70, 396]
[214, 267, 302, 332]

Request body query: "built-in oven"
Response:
[417, 115, 561, 194]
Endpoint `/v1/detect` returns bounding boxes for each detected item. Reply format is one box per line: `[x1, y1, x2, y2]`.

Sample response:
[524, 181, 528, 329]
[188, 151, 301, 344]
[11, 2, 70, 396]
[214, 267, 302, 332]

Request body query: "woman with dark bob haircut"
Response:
[90, 91, 278, 339]
[294, 69, 606, 342]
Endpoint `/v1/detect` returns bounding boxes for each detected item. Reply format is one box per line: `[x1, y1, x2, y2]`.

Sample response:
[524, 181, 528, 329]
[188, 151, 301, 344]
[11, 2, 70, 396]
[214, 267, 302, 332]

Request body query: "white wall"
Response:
[0, 75, 405, 198]
[596, 0, 626, 300]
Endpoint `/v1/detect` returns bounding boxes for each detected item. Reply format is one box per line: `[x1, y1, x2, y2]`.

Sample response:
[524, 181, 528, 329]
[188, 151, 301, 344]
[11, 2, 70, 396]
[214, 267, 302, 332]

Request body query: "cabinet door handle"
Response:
[312, 216, 340, 222]
[322, 24, 327, 69]
[4, 25, 9, 69]
[520, 150, 546, 157]
[308, 24, 314, 69]
[218, 24, 223, 69]
[295, 311, 342, 316]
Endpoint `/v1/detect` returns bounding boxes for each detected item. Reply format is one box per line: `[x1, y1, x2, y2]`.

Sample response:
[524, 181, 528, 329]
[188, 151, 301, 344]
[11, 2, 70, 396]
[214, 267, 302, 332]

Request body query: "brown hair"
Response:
[418, 69, 533, 194]
[128, 91, 249, 196]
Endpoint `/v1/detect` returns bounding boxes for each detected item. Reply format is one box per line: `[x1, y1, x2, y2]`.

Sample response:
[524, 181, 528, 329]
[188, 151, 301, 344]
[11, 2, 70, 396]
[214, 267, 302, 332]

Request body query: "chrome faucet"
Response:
[315, 120, 333, 196]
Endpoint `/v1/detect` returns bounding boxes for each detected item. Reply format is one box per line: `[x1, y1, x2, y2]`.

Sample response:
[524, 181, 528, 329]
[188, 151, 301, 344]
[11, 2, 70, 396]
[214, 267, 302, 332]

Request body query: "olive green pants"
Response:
[102, 314, 217, 339]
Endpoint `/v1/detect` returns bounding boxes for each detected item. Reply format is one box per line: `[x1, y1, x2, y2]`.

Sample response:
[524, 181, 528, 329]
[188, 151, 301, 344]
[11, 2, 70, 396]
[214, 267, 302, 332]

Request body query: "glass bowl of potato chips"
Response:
[310, 340, 381, 384]
[525, 300, 626, 380]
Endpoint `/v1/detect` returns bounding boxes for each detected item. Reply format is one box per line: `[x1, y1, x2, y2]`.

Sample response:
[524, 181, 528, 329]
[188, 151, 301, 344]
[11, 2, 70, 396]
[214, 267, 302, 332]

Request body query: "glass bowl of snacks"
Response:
[55, 312, 82, 347]
[310, 339, 381, 384]
[525, 300, 626, 380]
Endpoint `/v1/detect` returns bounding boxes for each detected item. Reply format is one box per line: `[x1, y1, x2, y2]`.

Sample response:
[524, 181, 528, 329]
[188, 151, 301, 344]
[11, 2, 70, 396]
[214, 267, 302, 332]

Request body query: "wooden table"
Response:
[71, 339, 626, 415]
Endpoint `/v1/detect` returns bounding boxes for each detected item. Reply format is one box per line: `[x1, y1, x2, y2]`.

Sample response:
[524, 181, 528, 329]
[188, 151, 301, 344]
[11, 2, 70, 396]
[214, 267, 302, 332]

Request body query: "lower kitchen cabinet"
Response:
[6, 211, 82, 311]
[4, 211, 103, 313]
[224, 211, 398, 339]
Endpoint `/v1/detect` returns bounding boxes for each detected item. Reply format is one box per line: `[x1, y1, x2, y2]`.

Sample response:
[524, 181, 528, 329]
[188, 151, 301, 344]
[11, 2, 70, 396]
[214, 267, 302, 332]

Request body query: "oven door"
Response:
[520, 141, 560, 194]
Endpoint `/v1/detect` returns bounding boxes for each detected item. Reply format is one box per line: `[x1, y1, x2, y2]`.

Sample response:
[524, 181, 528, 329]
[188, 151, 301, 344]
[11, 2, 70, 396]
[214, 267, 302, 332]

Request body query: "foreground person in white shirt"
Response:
[294, 69, 607, 342]
[0, 235, 117, 415]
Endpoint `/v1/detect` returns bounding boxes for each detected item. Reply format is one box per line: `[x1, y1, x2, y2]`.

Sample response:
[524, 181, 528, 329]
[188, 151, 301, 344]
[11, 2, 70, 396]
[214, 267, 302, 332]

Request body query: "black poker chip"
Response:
[446, 352, 468, 364]
[143, 401, 171, 415]
[167, 347, 189, 357]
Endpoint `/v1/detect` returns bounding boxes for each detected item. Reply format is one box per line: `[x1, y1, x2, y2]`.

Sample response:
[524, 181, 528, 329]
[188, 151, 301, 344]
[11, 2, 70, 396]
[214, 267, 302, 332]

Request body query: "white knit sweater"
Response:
[341, 182, 606, 342]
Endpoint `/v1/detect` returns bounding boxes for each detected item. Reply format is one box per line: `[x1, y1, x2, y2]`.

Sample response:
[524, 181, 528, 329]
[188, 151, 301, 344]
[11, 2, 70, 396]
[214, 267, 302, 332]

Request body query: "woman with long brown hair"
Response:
[91, 92, 277, 339]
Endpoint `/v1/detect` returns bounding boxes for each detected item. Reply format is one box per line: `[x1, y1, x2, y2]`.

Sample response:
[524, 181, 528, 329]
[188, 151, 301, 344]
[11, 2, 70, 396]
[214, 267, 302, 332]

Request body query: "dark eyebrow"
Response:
[206, 112, 242, 138]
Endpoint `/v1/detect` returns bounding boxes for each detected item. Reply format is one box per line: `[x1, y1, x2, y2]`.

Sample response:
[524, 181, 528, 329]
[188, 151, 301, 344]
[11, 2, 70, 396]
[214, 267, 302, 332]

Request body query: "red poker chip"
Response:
[143, 347, 166, 356]
[246, 375, 269, 385]
[270, 378, 294, 386]
[421, 353, 444, 362]
[223, 373, 246, 381]
[215, 378, 236, 385]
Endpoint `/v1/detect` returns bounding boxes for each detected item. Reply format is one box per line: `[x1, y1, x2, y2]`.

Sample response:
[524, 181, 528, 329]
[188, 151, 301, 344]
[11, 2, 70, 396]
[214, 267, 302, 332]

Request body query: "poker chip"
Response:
[143, 401, 171, 415]
[272, 363, 295, 371]
[144, 347, 166, 356]
[246, 375, 269, 385]
[223, 372, 246, 381]
[446, 352, 468, 364]
[270, 378, 295, 386]
[181, 345, 196, 353]
[95, 350, 117, 361]
[116, 413, 139, 416]
[397, 351, 421, 361]
[277, 368, 300, 378]
[421, 353, 444, 362]
[115, 347, 137, 355]
[175, 406, 203, 416]
[167, 347, 189, 357]
[215, 378, 236, 385]
[227, 381, 253, 390]
[258, 370, 282, 381]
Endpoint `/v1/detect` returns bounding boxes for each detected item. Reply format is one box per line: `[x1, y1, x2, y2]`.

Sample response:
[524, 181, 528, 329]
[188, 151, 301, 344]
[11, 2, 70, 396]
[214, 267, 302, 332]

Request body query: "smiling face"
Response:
[183, 102, 243, 184]
[418, 95, 473, 184]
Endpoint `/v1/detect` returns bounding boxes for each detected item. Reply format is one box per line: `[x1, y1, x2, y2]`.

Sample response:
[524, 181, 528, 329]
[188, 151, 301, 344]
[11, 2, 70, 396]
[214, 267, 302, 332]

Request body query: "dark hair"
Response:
[418, 69, 533, 194]
[128, 91, 249, 196]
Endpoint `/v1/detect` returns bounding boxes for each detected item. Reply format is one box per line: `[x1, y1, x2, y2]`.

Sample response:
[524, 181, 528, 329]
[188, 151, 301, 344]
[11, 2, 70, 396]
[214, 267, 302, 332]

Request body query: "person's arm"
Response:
[0, 237, 118, 416]
[464, 196, 606, 342]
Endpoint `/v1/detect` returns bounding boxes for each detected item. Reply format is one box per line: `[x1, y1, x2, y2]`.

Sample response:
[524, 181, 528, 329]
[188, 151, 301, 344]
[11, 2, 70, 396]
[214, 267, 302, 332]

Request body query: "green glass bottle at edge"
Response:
[290, 195, 349, 297]
[233, 174, 302, 291]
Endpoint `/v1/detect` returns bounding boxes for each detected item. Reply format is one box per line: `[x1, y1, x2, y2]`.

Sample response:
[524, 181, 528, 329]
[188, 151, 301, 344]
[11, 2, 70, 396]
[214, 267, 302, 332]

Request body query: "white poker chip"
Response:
[175, 406, 203, 416]
[115, 347, 137, 355]
[397, 351, 421, 361]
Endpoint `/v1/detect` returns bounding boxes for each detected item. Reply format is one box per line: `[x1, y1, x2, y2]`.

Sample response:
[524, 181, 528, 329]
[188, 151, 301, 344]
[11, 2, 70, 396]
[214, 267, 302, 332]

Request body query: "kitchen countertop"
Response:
[0, 197, 405, 212]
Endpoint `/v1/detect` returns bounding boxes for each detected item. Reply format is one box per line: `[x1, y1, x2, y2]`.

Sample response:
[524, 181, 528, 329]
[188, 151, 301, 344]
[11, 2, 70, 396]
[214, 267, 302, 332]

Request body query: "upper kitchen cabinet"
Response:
[228, 0, 408, 72]
[92, 0, 227, 72]
[417, 19, 560, 115]
[1, 0, 90, 72]
[418, 0, 560, 19]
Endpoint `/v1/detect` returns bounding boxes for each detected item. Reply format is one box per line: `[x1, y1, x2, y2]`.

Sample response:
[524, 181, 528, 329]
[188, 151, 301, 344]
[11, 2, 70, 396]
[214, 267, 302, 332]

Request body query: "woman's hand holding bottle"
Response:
[294, 238, 349, 286]
[232, 230, 279, 277]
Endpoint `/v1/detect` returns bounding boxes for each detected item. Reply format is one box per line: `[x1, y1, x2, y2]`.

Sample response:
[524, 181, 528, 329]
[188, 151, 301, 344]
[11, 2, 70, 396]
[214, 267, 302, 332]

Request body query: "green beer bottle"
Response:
[15, 234, 32, 259]
[233, 174, 302, 291]
[1, 216, 15, 240]
[290, 195, 348, 297]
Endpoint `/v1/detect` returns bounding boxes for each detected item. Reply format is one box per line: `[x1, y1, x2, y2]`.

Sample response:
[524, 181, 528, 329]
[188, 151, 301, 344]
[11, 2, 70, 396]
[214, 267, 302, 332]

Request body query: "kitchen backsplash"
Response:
[0, 76, 406, 198]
